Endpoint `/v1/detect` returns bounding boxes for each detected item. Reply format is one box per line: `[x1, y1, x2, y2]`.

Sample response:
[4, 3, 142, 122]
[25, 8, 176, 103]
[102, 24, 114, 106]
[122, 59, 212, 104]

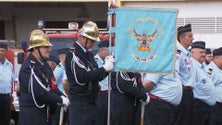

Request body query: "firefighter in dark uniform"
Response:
[18, 29, 70, 125]
[111, 72, 150, 125]
[65, 21, 114, 125]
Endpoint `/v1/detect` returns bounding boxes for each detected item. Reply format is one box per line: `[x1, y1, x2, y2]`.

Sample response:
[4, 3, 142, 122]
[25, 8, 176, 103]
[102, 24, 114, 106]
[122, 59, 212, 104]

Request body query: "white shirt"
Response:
[94, 54, 108, 91]
[206, 61, 222, 103]
[0, 59, 15, 94]
[191, 58, 216, 106]
[143, 73, 182, 106]
[176, 43, 195, 87]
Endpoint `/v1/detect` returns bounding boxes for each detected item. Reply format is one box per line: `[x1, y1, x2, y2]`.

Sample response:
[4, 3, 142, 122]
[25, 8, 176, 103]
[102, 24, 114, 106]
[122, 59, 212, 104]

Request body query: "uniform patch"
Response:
[177, 50, 181, 55]
[207, 68, 213, 75]
[50, 77, 57, 90]
[185, 59, 190, 65]
[202, 79, 206, 84]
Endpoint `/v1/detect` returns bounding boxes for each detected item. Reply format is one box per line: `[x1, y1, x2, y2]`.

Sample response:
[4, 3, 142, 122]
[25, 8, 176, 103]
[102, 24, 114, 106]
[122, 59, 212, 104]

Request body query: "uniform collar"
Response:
[59, 62, 65, 69]
[191, 57, 205, 69]
[0, 58, 10, 65]
[29, 53, 45, 66]
[76, 41, 87, 53]
[36, 59, 44, 66]
[177, 42, 190, 56]
[209, 61, 222, 73]
[94, 54, 104, 64]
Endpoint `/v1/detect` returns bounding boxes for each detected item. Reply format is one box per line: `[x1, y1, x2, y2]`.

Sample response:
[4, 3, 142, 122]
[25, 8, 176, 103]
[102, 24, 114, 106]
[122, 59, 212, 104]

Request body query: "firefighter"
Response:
[94, 40, 109, 125]
[190, 41, 216, 125]
[0, 43, 15, 125]
[142, 71, 182, 125]
[54, 48, 69, 95]
[18, 29, 70, 125]
[51, 48, 70, 125]
[174, 24, 195, 125]
[110, 72, 150, 125]
[205, 48, 213, 65]
[206, 47, 222, 125]
[65, 21, 114, 125]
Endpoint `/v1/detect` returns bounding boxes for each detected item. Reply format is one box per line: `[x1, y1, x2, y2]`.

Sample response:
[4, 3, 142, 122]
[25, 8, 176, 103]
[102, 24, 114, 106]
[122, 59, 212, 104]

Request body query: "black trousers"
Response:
[49, 106, 68, 125]
[210, 102, 222, 125]
[111, 92, 140, 125]
[96, 91, 108, 125]
[145, 98, 174, 125]
[174, 89, 194, 125]
[69, 102, 96, 125]
[18, 106, 48, 125]
[192, 99, 211, 125]
[0, 94, 11, 125]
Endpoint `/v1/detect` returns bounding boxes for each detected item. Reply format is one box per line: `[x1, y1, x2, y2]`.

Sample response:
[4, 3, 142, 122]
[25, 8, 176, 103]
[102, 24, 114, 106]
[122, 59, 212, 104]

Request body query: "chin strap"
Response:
[37, 47, 47, 62]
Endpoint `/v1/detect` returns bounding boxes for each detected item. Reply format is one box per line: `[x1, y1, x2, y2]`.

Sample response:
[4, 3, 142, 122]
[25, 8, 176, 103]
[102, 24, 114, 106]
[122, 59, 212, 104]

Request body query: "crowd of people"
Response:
[0, 20, 222, 125]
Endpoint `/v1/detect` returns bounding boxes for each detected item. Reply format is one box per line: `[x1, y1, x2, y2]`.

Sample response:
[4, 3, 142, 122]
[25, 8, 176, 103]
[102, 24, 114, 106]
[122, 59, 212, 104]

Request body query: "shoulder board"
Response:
[94, 58, 98, 63]
[177, 50, 181, 55]
[70, 47, 76, 53]
[207, 68, 213, 75]
[30, 60, 36, 64]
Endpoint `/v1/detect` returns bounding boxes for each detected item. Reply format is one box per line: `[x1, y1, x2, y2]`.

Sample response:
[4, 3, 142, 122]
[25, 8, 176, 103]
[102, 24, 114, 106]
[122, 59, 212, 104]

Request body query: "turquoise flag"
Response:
[108, 8, 178, 73]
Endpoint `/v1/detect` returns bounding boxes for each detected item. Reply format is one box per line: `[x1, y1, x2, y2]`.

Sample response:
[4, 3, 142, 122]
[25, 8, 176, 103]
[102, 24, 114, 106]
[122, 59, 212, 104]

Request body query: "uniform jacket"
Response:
[111, 72, 147, 102]
[18, 54, 62, 125]
[65, 43, 108, 104]
[19, 53, 62, 107]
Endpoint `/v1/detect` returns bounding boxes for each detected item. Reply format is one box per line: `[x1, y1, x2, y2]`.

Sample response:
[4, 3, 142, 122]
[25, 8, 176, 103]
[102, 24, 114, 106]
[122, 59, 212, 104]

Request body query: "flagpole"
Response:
[107, 72, 112, 125]
[106, 10, 111, 125]
[140, 102, 145, 125]
[107, 1, 117, 125]
[107, 15, 112, 125]
[59, 106, 64, 125]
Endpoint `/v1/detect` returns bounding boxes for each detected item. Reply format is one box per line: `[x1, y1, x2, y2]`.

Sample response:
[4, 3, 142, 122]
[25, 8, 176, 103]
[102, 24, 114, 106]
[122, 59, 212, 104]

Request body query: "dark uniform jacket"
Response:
[111, 72, 147, 101]
[66, 43, 108, 104]
[111, 72, 147, 125]
[18, 54, 62, 125]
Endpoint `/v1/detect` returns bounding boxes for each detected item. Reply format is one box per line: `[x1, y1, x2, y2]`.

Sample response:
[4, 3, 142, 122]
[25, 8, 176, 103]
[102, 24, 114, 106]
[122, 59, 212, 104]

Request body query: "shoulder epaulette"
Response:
[30, 60, 36, 64]
[58, 64, 61, 67]
[70, 47, 76, 52]
[94, 58, 98, 63]
[177, 50, 181, 55]
[207, 68, 213, 75]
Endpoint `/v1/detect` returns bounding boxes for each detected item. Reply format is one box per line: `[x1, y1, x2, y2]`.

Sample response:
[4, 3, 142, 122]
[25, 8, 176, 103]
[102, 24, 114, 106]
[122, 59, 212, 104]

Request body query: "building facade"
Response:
[0, 0, 221, 48]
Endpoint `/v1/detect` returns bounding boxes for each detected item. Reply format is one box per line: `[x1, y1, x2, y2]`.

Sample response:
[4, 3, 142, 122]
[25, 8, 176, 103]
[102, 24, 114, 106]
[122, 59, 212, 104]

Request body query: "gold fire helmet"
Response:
[78, 21, 100, 41]
[28, 29, 52, 50]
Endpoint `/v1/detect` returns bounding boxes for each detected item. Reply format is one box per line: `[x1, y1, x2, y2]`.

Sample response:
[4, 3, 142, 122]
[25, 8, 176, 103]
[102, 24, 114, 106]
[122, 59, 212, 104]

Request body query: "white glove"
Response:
[103, 55, 114, 72]
[146, 93, 150, 104]
[61, 96, 70, 107]
[12, 92, 18, 101]
[12, 92, 20, 111]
